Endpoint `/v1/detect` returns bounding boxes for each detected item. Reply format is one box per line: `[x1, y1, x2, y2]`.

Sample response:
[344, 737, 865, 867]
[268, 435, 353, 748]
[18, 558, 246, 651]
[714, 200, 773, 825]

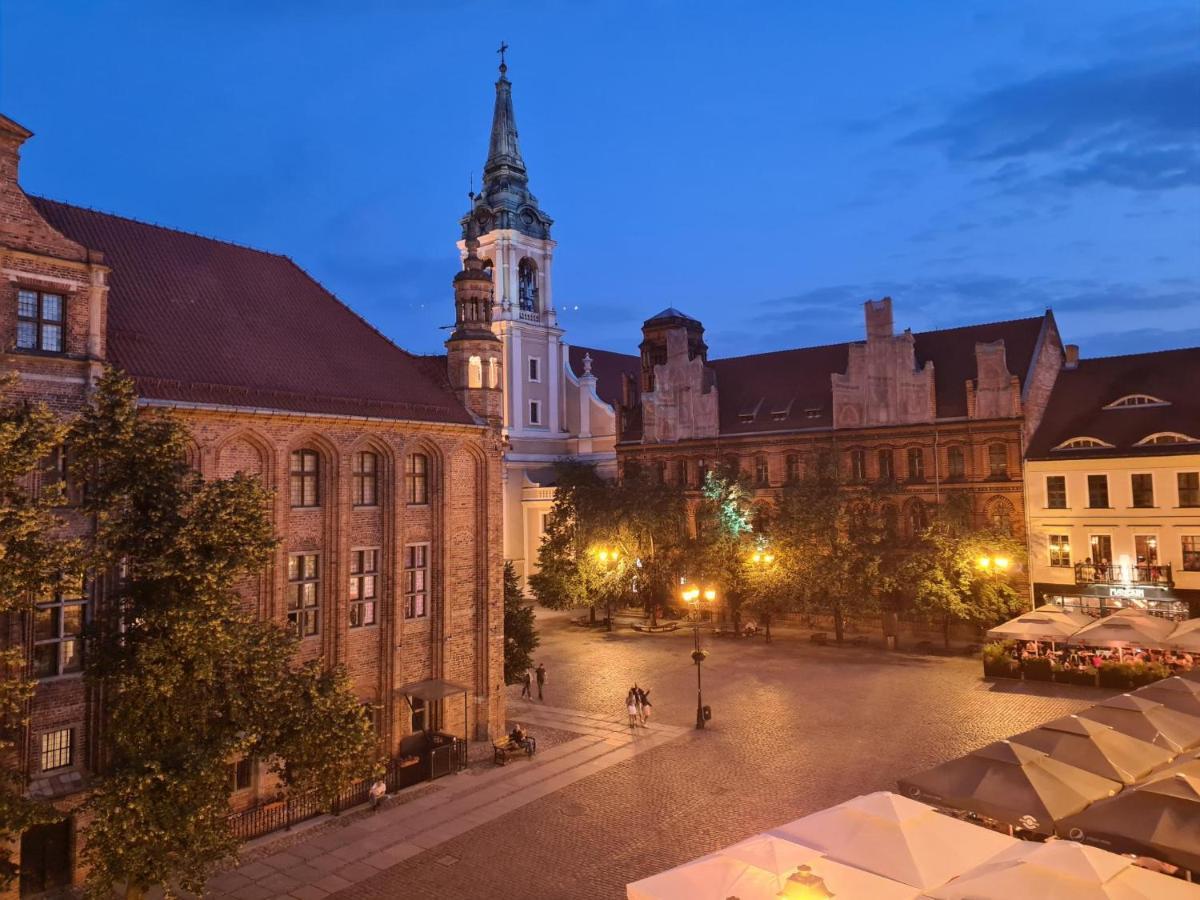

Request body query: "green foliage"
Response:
[1097, 659, 1171, 690]
[503, 562, 538, 683]
[0, 375, 77, 888]
[692, 465, 759, 623]
[1022, 656, 1053, 681]
[73, 369, 376, 899]
[981, 641, 1014, 665]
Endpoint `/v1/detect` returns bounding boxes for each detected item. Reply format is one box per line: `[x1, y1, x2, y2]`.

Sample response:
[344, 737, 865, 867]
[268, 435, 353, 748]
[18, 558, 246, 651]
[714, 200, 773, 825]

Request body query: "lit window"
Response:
[1048, 534, 1071, 567]
[1045, 475, 1067, 509]
[487, 358, 500, 388]
[1137, 432, 1200, 446]
[1180, 472, 1200, 508]
[289, 450, 320, 507]
[33, 576, 86, 678]
[1183, 536, 1200, 572]
[349, 549, 378, 628]
[406, 453, 429, 505]
[40, 729, 73, 771]
[16, 289, 65, 353]
[287, 554, 320, 638]
[353, 451, 378, 507]
[1087, 474, 1110, 508]
[468, 355, 483, 389]
[404, 545, 428, 619]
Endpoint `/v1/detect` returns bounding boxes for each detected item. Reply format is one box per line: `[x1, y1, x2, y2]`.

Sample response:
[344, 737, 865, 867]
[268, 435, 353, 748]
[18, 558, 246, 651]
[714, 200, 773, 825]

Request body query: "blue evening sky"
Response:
[2, 1, 1197, 361]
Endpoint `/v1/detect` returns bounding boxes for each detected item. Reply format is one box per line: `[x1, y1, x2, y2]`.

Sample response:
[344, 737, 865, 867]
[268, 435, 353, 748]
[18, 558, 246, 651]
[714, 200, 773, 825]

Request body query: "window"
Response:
[1137, 432, 1199, 446]
[785, 454, 800, 483]
[696, 459, 708, 485]
[528, 357, 541, 382]
[406, 453, 429, 505]
[517, 258, 538, 311]
[349, 549, 378, 628]
[289, 450, 320, 508]
[988, 498, 1014, 535]
[906, 448, 924, 482]
[353, 451, 379, 507]
[1134, 535, 1158, 566]
[1089, 534, 1113, 565]
[16, 289, 65, 353]
[849, 450, 866, 482]
[1183, 536, 1200, 572]
[287, 554, 320, 638]
[1105, 394, 1169, 409]
[362, 702, 379, 733]
[410, 696, 427, 733]
[1087, 474, 1109, 508]
[39, 729, 73, 772]
[1046, 476, 1067, 509]
[468, 355, 483, 389]
[987, 443, 1008, 479]
[1130, 474, 1154, 508]
[656, 460, 667, 484]
[1048, 534, 1071, 567]
[487, 358, 500, 389]
[677, 460, 688, 485]
[404, 544, 428, 619]
[877, 449, 895, 482]
[529, 400, 541, 425]
[229, 758, 253, 792]
[1053, 437, 1113, 450]
[1179, 472, 1200, 507]
[33, 577, 86, 678]
[947, 446, 965, 481]
[754, 456, 769, 486]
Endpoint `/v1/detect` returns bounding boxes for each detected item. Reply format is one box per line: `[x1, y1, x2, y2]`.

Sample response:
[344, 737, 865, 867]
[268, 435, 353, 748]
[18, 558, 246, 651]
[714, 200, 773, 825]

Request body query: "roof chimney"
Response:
[0, 114, 33, 189]
[1064, 344, 1079, 370]
[865, 297, 894, 340]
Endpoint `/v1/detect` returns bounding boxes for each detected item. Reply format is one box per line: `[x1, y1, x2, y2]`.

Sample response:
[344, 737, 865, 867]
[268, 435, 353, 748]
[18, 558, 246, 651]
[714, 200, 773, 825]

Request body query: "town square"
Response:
[1, 2, 1198, 898]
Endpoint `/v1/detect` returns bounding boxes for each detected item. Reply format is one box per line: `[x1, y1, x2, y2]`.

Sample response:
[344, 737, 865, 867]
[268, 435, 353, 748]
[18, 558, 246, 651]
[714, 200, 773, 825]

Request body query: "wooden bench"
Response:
[632, 621, 679, 633]
[493, 737, 535, 766]
[810, 632, 829, 645]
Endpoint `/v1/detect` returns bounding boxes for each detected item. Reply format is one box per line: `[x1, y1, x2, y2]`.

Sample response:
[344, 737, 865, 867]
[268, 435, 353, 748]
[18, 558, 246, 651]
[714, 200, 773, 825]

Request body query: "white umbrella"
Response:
[988, 605, 1093, 642]
[1165, 618, 1200, 653]
[627, 845, 921, 900]
[1068, 608, 1175, 649]
[719, 834, 822, 890]
[928, 839, 1199, 900]
[768, 791, 1017, 890]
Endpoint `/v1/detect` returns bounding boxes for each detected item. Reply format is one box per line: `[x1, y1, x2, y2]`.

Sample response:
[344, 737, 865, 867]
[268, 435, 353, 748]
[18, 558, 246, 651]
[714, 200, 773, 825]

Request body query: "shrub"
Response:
[1022, 656, 1053, 681]
[1070, 666, 1098, 686]
[1132, 661, 1171, 687]
[982, 641, 1020, 678]
[1098, 660, 1137, 689]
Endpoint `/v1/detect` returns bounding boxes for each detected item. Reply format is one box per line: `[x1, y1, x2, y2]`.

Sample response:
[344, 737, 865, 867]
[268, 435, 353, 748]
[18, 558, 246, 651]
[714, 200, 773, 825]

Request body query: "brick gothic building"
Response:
[614, 299, 1066, 576]
[0, 112, 504, 893]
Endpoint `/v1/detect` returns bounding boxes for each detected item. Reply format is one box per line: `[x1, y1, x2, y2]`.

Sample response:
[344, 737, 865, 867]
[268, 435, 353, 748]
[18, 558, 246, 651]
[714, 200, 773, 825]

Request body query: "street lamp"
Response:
[747, 547, 779, 641]
[682, 584, 717, 729]
[593, 546, 620, 631]
[977, 555, 1009, 572]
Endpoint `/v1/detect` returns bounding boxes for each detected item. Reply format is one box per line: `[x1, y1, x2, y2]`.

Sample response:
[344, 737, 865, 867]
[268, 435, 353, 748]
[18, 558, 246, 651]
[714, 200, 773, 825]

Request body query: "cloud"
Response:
[1074, 325, 1200, 358]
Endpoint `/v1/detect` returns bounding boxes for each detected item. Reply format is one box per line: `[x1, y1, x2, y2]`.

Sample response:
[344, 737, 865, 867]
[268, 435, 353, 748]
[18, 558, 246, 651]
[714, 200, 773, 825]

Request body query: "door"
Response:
[19, 818, 72, 896]
[1089, 534, 1113, 567]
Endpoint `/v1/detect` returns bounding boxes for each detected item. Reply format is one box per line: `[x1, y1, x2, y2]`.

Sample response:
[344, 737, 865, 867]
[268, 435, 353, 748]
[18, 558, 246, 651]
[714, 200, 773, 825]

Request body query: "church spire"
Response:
[485, 42, 526, 183]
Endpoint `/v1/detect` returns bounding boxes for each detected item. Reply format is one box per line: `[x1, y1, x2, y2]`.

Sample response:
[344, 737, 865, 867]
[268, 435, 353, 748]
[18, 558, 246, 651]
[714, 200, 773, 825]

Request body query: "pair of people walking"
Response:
[625, 684, 652, 728]
[520, 663, 547, 701]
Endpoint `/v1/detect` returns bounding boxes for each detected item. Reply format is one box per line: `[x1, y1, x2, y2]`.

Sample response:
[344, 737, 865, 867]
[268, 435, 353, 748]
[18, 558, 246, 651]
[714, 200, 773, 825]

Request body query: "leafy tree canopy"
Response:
[502, 561, 538, 683]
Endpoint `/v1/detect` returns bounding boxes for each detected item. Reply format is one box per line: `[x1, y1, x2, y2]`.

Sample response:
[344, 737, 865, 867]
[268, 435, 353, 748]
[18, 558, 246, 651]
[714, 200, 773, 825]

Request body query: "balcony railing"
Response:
[1074, 562, 1173, 587]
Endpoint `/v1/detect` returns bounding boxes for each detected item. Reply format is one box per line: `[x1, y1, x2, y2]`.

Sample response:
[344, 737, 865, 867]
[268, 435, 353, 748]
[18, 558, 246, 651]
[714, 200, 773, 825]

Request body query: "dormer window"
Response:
[1104, 394, 1170, 409]
[1136, 432, 1199, 446]
[1052, 437, 1114, 451]
[16, 289, 64, 353]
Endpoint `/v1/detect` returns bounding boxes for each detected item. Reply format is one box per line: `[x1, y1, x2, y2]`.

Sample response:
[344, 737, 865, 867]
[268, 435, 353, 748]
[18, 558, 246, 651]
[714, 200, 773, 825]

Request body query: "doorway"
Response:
[19, 818, 72, 896]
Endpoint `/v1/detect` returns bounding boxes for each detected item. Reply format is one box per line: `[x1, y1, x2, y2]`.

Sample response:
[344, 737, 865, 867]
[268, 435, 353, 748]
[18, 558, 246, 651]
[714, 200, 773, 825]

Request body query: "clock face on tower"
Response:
[475, 212, 491, 232]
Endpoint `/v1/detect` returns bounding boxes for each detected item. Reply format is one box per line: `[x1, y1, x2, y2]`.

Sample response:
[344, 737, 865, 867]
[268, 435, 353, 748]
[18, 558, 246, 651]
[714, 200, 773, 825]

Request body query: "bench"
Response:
[493, 736, 536, 766]
[810, 632, 829, 645]
[632, 621, 679, 633]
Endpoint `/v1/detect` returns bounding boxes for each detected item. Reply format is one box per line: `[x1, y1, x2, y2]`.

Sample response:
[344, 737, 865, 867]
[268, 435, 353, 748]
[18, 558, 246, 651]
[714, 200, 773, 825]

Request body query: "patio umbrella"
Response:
[1057, 770, 1200, 873]
[626, 846, 921, 900]
[1068, 608, 1176, 650]
[928, 839, 1199, 900]
[718, 835, 824, 891]
[1164, 618, 1200, 653]
[896, 740, 1120, 836]
[768, 790, 1016, 890]
[1136, 676, 1200, 718]
[1010, 714, 1176, 784]
[987, 605, 1093, 642]
[1079, 693, 1200, 753]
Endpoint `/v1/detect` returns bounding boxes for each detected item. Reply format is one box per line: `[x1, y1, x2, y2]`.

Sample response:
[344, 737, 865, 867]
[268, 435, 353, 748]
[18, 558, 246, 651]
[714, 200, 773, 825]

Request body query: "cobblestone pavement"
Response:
[324, 610, 1107, 900]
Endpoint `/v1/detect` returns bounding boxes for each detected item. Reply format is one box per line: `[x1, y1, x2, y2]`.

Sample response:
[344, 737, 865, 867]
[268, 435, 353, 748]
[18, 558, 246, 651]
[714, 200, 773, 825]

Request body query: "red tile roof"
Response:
[568, 345, 640, 408]
[1026, 348, 1200, 459]
[31, 198, 474, 426]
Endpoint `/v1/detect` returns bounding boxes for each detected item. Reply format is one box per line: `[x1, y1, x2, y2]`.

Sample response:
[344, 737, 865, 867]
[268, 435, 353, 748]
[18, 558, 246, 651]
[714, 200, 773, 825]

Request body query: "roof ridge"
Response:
[1072, 346, 1200, 364]
[29, 195, 290, 259]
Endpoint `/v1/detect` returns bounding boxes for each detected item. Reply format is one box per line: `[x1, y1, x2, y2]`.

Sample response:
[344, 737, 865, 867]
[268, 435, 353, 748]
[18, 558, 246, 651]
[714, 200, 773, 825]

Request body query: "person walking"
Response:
[626, 689, 639, 728]
[520, 667, 533, 699]
[535, 662, 546, 701]
[637, 686, 652, 726]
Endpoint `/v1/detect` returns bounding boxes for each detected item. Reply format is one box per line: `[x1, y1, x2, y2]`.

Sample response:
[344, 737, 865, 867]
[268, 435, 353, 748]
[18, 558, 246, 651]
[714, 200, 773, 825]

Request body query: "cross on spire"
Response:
[497, 41, 509, 74]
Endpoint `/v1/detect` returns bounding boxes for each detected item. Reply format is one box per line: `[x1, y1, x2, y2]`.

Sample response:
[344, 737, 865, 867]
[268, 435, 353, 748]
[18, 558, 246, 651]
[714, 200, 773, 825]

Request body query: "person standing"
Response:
[535, 662, 547, 701]
[520, 667, 533, 699]
[626, 689, 639, 728]
[637, 686, 652, 726]
[369, 777, 386, 813]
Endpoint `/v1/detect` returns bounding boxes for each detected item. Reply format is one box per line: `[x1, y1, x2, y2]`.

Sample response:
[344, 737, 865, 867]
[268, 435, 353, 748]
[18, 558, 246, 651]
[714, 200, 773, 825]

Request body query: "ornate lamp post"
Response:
[593, 546, 620, 631]
[682, 585, 717, 729]
[747, 547, 778, 642]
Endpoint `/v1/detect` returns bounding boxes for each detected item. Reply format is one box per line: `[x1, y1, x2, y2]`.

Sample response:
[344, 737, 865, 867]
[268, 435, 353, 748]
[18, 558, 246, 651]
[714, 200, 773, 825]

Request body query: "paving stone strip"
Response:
[206, 705, 692, 899]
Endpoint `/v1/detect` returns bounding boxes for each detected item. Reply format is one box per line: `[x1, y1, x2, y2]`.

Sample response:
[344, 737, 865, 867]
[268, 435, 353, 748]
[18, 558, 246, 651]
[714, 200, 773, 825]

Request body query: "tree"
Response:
[692, 465, 756, 628]
[503, 561, 538, 683]
[906, 513, 1026, 648]
[773, 451, 889, 643]
[71, 369, 376, 899]
[0, 376, 79, 889]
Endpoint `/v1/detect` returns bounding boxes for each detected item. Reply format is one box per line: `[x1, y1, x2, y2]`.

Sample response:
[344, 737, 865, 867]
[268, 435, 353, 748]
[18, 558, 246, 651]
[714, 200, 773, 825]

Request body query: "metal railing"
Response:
[1074, 562, 1173, 587]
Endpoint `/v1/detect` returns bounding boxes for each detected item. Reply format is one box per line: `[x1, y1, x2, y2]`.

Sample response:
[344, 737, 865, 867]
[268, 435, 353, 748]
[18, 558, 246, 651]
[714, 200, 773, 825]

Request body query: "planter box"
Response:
[1069, 669, 1098, 687]
[1022, 658, 1054, 682]
[983, 660, 1021, 679]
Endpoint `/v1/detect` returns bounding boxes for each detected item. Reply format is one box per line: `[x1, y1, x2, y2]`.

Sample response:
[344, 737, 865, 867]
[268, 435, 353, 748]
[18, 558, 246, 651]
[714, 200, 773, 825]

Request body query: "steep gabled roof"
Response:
[31, 197, 475, 425]
[1026, 347, 1200, 459]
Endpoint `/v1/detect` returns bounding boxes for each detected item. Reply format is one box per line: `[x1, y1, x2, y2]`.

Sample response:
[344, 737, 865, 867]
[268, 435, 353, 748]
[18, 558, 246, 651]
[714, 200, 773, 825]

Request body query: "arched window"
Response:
[1104, 394, 1169, 409]
[987, 443, 1008, 479]
[468, 355, 483, 389]
[987, 497, 1015, 535]
[785, 453, 801, 483]
[849, 449, 867, 482]
[1053, 436, 1113, 450]
[353, 451, 379, 507]
[406, 452, 429, 505]
[877, 448, 895, 482]
[518, 258, 539, 311]
[289, 449, 320, 508]
[487, 357, 500, 389]
[947, 446, 965, 481]
[1135, 432, 1199, 446]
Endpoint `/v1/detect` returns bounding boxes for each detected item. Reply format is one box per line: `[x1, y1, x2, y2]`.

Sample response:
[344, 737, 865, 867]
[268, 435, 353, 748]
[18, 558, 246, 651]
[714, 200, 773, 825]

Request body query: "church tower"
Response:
[445, 216, 503, 425]
[459, 47, 563, 437]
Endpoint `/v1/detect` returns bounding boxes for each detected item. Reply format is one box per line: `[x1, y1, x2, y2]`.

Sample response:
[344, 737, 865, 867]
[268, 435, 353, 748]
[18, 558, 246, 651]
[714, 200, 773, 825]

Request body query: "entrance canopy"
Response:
[399, 678, 471, 702]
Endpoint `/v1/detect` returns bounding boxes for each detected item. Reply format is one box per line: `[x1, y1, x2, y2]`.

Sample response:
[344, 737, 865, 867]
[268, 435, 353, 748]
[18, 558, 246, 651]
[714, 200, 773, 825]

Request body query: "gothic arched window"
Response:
[468, 355, 483, 389]
[905, 498, 928, 538]
[518, 258, 539, 312]
[988, 497, 1015, 535]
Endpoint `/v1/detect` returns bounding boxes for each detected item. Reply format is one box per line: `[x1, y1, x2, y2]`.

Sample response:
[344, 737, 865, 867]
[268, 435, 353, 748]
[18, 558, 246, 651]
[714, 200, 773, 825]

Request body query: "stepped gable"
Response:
[31, 198, 474, 425]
